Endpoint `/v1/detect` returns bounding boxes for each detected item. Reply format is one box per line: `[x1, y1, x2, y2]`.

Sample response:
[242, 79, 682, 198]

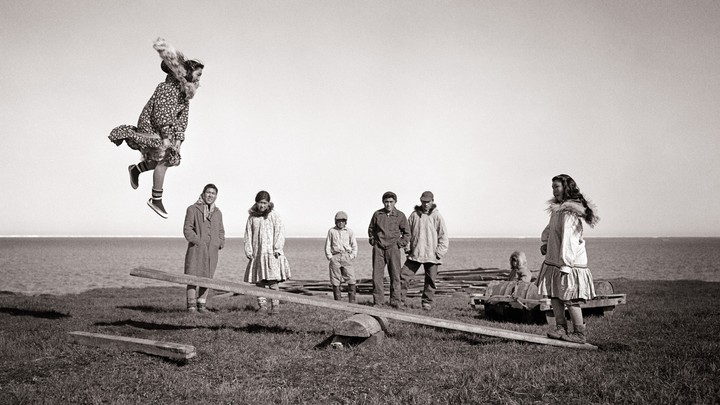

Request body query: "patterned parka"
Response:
[109, 75, 190, 165]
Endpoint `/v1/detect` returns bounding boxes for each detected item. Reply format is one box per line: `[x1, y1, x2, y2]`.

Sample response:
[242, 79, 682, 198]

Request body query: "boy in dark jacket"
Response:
[368, 191, 410, 307]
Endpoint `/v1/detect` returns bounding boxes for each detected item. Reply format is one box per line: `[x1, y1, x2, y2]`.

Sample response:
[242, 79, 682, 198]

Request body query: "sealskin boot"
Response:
[147, 198, 168, 219]
[561, 324, 586, 344]
[348, 284, 357, 304]
[547, 322, 568, 340]
[197, 302, 210, 314]
[332, 286, 342, 301]
[257, 297, 268, 312]
[128, 165, 140, 190]
[269, 299, 280, 315]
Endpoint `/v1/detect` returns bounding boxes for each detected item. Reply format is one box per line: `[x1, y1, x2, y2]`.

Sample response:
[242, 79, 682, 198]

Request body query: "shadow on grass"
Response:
[596, 342, 632, 352]
[116, 305, 180, 314]
[0, 307, 70, 319]
[94, 319, 320, 336]
[95, 319, 200, 331]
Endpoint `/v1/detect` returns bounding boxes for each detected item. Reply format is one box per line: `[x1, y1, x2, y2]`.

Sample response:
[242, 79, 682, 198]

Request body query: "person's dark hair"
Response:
[382, 191, 397, 202]
[160, 60, 172, 75]
[184, 59, 204, 82]
[552, 174, 596, 225]
[255, 190, 271, 203]
[203, 183, 218, 194]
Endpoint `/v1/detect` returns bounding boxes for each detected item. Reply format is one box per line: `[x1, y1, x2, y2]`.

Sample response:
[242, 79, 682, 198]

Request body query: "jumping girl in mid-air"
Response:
[109, 38, 204, 218]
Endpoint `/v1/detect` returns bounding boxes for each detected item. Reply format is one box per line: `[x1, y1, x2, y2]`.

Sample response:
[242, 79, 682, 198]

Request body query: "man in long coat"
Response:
[183, 183, 225, 313]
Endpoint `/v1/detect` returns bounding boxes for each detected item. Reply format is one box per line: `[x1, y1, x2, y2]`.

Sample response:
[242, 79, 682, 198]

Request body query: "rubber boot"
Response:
[561, 324, 586, 344]
[348, 284, 357, 304]
[332, 286, 342, 301]
[547, 322, 568, 339]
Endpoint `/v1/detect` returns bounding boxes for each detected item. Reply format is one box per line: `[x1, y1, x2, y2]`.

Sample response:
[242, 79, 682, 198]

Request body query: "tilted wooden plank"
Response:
[130, 267, 597, 350]
[69, 331, 196, 360]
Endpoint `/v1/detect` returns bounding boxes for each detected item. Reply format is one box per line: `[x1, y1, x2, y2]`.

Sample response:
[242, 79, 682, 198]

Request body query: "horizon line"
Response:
[2, 235, 718, 239]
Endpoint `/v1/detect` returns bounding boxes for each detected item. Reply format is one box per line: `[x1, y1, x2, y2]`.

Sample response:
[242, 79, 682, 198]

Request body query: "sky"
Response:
[1, 0, 719, 238]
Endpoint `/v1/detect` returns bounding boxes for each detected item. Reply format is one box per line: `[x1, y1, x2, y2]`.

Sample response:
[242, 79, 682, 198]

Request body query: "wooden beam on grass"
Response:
[69, 331, 196, 360]
[334, 314, 384, 338]
[130, 267, 597, 350]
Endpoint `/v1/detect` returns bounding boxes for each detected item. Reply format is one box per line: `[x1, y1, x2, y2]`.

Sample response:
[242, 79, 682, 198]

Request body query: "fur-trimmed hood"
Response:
[414, 204, 437, 216]
[153, 38, 200, 100]
[546, 199, 599, 227]
[249, 202, 274, 218]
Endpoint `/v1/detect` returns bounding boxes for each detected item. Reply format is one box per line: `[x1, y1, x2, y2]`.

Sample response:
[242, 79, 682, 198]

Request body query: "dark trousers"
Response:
[400, 260, 439, 305]
[372, 245, 402, 305]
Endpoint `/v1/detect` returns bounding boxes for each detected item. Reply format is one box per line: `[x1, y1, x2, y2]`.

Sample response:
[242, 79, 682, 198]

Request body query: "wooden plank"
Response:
[482, 297, 547, 306]
[69, 331, 196, 360]
[130, 267, 597, 350]
[333, 314, 383, 337]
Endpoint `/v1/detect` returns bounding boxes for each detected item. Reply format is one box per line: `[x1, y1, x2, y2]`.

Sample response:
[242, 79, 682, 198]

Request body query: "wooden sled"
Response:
[469, 280, 626, 324]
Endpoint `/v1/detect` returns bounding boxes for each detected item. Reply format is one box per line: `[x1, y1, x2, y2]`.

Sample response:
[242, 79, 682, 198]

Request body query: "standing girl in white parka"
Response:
[536, 174, 599, 344]
[243, 191, 291, 314]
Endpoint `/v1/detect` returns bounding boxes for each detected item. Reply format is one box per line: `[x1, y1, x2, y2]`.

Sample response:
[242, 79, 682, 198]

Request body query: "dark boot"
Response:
[197, 302, 210, 314]
[332, 286, 342, 301]
[547, 322, 568, 339]
[348, 284, 357, 304]
[128, 165, 140, 189]
[561, 324, 586, 344]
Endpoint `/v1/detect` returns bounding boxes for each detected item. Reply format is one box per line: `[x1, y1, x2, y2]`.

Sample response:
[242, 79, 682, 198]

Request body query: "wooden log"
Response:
[330, 330, 385, 348]
[333, 314, 383, 338]
[594, 280, 615, 297]
[68, 331, 196, 360]
[130, 267, 597, 350]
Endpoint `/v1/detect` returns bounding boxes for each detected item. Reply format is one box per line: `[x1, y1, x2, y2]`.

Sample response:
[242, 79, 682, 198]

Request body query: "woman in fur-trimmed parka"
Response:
[244, 191, 291, 314]
[536, 174, 599, 344]
[183, 184, 225, 313]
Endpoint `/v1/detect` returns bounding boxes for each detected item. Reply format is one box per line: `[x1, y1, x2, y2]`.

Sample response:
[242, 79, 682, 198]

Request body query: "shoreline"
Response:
[3, 235, 720, 239]
[3, 277, 720, 298]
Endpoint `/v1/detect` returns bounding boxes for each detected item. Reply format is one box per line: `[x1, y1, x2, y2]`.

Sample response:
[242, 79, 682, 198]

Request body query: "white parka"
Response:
[541, 199, 597, 273]
[406, 205, 449, 264]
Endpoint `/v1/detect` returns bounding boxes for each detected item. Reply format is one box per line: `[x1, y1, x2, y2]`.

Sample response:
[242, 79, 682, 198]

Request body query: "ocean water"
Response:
[0, 237, 718, 295]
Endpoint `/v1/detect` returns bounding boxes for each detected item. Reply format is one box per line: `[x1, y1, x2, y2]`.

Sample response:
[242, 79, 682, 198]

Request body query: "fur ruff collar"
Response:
[546, 199, 599, 227]
[414, 204, 437, 216]
[153, 38, 199, 100]
[194, 197, 216, 221]
[249, 202, 274, 218]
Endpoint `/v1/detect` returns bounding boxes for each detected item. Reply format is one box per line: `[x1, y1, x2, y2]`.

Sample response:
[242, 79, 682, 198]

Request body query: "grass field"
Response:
[1, 279, 719, 404]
